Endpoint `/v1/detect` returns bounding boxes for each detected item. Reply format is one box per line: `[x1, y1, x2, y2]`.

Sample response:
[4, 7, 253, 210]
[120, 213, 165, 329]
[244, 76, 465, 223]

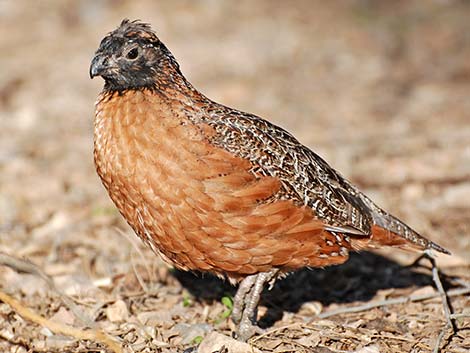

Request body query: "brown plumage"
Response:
[90, 20, 450, 340]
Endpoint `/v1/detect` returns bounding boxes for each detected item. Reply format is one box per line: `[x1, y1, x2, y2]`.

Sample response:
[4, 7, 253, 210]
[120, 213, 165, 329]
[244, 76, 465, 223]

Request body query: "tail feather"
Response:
[353, 190, 451, 255]
[349, 224, 416, 251]
[372, 212, 450, 254]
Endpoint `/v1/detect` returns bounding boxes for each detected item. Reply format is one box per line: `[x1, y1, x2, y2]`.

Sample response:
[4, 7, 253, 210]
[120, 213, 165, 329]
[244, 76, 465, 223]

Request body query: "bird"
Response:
[90, 19, 450, 341]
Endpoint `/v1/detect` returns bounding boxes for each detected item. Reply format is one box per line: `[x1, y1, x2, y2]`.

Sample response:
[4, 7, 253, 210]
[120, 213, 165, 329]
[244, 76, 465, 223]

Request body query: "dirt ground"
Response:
[1, 1, 469, 352]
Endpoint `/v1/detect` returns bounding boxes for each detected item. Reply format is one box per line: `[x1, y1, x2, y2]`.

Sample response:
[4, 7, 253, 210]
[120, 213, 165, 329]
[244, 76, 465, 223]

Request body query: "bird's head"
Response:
[90, 19, 179, 92]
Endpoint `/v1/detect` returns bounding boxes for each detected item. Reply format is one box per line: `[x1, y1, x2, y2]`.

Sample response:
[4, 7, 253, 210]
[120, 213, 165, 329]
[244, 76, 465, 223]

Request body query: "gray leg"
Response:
[232, 274, 257, 324]
[233, 269, 279, 341]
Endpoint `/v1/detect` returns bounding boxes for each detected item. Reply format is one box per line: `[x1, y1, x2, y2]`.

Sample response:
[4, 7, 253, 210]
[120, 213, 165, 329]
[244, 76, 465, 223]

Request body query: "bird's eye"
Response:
[126, 48, 139, 60]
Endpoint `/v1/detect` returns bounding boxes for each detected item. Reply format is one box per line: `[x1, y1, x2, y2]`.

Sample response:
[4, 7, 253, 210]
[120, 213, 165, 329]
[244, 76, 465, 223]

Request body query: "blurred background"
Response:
[0, 1, 469, 351]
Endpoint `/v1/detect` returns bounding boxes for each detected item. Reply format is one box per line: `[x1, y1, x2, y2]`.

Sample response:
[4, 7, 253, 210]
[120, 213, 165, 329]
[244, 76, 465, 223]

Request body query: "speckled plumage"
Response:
[91, 20, 449, 340]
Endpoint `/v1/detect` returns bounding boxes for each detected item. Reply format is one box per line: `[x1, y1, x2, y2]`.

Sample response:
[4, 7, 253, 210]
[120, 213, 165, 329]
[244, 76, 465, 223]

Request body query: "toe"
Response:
[236, 320, 265, 341]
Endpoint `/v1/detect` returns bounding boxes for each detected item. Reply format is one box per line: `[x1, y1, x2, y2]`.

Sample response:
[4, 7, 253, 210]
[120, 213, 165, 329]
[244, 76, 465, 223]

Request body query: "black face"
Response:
[90, 20, 167, 91]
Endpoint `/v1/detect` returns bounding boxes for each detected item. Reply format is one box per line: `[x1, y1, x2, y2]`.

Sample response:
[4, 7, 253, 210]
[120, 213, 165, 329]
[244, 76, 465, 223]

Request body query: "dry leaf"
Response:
[106, 300, 129, 322]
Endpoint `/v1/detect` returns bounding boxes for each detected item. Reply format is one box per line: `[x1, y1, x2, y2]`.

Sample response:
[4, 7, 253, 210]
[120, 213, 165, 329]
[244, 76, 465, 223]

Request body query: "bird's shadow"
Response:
[173, 251, 442, 328]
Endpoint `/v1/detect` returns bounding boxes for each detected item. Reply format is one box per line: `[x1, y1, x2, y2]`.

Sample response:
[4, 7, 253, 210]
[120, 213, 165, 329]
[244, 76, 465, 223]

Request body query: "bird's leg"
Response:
[234, 269, 279, 341]
[231, 275, 257, 325]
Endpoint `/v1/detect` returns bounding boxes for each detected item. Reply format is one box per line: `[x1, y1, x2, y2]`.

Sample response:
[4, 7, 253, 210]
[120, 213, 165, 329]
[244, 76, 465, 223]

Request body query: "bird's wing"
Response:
[199, 107, 374, 237]
[194, 105, 449, 255]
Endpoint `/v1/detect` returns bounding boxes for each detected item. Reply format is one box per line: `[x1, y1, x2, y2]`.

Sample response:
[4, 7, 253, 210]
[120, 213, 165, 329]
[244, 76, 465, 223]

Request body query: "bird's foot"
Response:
[236, 315, 265, 342]
[231, 269, 279, 341]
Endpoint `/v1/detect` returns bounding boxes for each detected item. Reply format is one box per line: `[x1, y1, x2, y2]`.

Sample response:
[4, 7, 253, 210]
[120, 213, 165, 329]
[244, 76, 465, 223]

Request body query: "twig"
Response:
[406, 252, 430, 269]
[0, 252, 94, 327]
[251, 323, 304, 342]
[317, 287, 470, 319]
[427, 253, 456, 353]
[433, 329, 447, 353]
[317, 252, 465, 352]
[430, 257, 456, 329]
[0, 252, 125, 351]
[115, 226, 154, 290]
[371, 333, 415, 342]
[450, 313, 470, 319]
[0, 290, 122, 353]
[130, 251, 149, 293]
[409, 251, 458, 353]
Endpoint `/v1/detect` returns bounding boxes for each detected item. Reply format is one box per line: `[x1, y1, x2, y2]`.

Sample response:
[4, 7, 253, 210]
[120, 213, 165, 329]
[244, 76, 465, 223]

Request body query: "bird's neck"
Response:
[153, 74, 203, 104]
[148, 50, 207, 105]
[103, 73, 204, 108]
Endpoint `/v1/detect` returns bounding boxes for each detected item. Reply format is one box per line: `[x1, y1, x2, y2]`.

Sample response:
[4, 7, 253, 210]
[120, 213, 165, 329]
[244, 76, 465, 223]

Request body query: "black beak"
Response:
[89, 54, 108, 79]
